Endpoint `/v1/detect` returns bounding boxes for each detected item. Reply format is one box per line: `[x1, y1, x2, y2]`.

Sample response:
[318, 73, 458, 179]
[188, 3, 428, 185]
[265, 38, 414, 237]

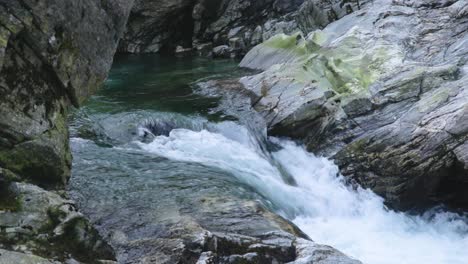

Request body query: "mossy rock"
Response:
[0, 110, 71, 186]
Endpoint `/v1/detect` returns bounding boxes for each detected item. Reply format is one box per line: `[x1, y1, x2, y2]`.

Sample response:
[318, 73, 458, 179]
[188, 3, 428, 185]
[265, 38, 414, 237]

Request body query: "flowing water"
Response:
[70, 55, 468, 264]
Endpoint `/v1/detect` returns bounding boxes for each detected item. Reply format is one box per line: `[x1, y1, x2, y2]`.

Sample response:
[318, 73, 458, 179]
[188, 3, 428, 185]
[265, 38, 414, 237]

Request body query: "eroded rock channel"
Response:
[0, 0, 467, 263]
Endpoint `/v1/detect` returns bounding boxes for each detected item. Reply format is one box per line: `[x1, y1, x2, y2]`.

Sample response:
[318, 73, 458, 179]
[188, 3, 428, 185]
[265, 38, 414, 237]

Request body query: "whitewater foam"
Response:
[137, 122, 468, 264]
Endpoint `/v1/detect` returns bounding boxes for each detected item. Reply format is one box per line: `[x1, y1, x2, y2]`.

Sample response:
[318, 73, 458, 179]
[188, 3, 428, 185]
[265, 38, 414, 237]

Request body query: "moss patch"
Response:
[0, 191, 21, 212]
[261, 29, 399, 96]
[263, 33, 308, 56]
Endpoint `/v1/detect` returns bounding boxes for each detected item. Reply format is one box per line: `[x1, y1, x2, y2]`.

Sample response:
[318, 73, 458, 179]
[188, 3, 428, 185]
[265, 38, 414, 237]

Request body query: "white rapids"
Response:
[137, 121, 468, 264]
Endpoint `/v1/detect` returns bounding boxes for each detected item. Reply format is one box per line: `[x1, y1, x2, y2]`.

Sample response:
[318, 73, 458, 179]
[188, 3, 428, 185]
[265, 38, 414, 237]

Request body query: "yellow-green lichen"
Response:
[264, 29, 397, 95]
[263, 32, 309, 56]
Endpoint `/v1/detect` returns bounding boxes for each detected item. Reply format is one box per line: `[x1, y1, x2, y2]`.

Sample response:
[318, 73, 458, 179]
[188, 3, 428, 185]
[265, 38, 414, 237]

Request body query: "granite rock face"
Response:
[120, 0, 368, 57]
[0, 179, 115, 263]
[118, 0, 197, 53]
[0, 0, 134, 262]
[238, 0, 468, 210]
[120, 0, 309, 57]
[0, 0, 134, 185]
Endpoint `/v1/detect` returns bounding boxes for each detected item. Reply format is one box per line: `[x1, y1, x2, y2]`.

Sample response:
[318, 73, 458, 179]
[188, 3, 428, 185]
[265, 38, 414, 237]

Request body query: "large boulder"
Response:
[237, 0, 468, 210]
[0, 182, 115, 262]
[0, 0, 133, 185]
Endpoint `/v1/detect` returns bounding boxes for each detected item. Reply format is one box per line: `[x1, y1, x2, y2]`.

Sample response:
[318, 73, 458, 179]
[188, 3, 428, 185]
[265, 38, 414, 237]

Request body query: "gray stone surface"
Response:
[237, 0, 468, 210]
[0, 249, 57, 264]
[0, 0, 134, 185]
[0, 0, 133, 262]
[120, 0, 307, 56]
[0, 182, 114, 262]
[71, 149, 360, 263]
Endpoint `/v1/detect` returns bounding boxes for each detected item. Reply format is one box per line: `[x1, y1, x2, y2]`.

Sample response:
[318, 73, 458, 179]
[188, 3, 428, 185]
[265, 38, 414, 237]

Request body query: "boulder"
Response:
[237, 0, 468, 210]
[71, 156, 360, 263]
[0, 182, 115, 262]
[0, 249, 57, 264]
[213, 45, 232, 58]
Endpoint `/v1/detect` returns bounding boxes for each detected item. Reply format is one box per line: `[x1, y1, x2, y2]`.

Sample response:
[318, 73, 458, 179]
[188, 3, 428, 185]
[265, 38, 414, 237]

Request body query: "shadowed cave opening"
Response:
[435, 159, 468, 210]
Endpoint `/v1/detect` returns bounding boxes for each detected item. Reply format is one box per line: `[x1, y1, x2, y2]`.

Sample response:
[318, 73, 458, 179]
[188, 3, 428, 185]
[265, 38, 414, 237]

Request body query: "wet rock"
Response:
[236, 0, 468, 210]
[262, 18, 300, 43]
[274, 0, 306, 14]
[0, 182, 115, 262]
[89, 0, 369, 58]
[175, 46, 193, 54]
[139, 119, 177, 139]
[0, 249, 57, 264]
[0, 0, 134, 185]
[292, 238, 361, 264]
[119, 0, 196, 53]
[296, 0, 367, 34]
[0, 2, 133, 260]
[195, 42, 215, 57]
[70, 142, 360, 263]
[121, 0, 307, 57]
[213, 45, 232, 58]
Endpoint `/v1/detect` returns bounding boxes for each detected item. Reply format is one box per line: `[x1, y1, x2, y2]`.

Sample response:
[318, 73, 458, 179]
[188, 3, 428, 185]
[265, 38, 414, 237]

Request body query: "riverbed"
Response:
[69, 55, 468, 264]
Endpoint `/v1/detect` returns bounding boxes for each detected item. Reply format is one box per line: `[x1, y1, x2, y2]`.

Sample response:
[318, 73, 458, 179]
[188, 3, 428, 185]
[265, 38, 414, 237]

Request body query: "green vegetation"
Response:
[261, 29, 399, 95]
[263, 33, 308, 56]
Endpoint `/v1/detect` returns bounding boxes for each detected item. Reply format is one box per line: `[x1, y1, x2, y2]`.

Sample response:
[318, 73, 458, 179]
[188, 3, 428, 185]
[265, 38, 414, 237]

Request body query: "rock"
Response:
[119, 0, 195, 53]
[175, 46, 193, 54]
[0, 182, 115, 262]
[195, 42, 214, 57]
[236, 0, 468, 210]
[139, 118, 176, 138]
[70, 140, 360, 263]
[213, 45, 232, 58]
[121, 0, 307, 57]
[0, 0, 133, 185]
[250, 26, 264, 46]
[274, 0, 306, 14]
[262, 18, 300, 42]
[228, 26, 245, 39]
[296, 0, 368, 33]
[0, 0, 133, 261]
[240, 32, 306, 70]
[0, 168, 19, 186]
[0, 249, 57, 264]
[292, 238, 361, 264]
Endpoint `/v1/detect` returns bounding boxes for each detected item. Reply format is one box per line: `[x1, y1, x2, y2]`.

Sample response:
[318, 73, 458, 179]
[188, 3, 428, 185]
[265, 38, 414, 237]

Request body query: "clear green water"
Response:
[80, 54, 249, 116]
[68, 55, 271, 262]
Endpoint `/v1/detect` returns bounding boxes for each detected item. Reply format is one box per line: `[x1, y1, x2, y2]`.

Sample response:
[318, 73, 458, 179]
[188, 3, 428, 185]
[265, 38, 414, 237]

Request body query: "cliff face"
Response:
[119, 0, 308, 56]
[238, 0, 468, 210]
[119, 0, 367, 57]
[0, 0, 133, 185]
[0, 0, 134, 261]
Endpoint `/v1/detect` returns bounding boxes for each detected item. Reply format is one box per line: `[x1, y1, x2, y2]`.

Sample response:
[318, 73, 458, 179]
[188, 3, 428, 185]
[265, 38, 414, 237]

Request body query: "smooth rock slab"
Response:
[236, 0, 468, 210]
[0, 249, 57, 264]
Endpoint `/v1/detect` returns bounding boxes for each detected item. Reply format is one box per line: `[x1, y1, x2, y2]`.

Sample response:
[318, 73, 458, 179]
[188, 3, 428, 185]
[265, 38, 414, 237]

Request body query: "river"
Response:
[69, 55, 468, 264]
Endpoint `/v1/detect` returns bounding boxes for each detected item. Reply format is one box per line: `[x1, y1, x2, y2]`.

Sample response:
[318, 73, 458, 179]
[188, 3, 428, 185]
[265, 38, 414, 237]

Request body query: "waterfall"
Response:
[137, 121, 468, 264]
